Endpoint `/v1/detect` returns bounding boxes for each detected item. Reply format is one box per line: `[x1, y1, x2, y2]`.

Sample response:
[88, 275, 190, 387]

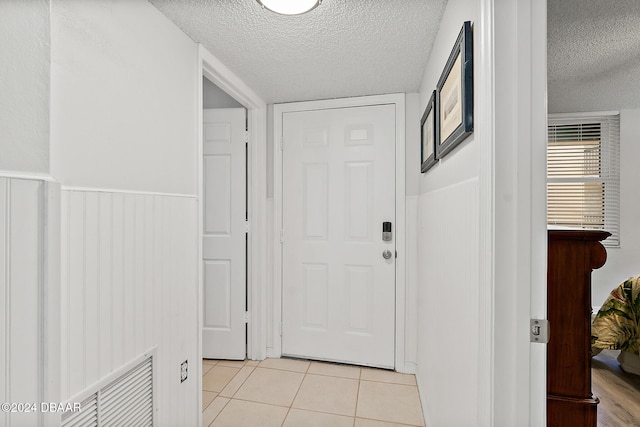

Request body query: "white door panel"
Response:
[202, 108, 246, 360]
[282, 104, 396, 368]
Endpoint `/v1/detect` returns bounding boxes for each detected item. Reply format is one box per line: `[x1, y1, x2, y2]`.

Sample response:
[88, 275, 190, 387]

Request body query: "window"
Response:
[547, 113, 620, 246]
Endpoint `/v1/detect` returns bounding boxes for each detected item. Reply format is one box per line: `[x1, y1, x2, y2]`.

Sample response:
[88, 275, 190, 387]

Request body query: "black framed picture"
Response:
[436, 20, 473, 159]
[420, 90, 438, 173]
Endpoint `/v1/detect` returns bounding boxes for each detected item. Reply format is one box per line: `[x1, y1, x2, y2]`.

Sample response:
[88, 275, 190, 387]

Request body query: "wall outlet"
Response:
[180, 360, 188, 383]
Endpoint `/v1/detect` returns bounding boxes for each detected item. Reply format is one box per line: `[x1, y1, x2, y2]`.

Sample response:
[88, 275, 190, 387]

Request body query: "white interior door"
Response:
[281, 104, 396, 368]
[202, 108, 246, 360]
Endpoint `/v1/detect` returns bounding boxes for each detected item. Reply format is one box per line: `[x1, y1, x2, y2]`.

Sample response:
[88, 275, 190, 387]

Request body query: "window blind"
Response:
[547, 114, 620, 246]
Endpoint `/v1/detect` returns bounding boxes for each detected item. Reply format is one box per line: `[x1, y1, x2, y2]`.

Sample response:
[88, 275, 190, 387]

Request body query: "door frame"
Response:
[478, 0, 548, 425]
[196, 44, 269, 423]
[272, 93, 408, 371]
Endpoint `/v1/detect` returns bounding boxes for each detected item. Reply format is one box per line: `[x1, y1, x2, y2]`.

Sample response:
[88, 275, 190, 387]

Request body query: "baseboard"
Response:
[400, 362, 417, 374]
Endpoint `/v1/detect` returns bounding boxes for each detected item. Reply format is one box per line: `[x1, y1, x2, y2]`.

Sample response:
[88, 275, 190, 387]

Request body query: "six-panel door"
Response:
[202, 108, 246, 360]
[282, 104, 396, 368]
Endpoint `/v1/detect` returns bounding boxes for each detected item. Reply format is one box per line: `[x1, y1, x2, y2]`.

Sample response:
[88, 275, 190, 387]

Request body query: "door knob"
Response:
[382, 250, 392, 260]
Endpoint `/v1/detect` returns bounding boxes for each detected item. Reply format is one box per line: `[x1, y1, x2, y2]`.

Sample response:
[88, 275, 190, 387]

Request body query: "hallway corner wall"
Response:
[49, 0, 201, 424]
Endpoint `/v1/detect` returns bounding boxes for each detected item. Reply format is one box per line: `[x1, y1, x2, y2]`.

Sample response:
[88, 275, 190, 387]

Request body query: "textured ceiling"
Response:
[548, 0, 640, 112]
[149, 0, 447, 104]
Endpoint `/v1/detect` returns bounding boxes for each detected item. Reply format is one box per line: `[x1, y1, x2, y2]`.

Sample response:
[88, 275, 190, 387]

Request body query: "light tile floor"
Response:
[202, 358, 425, 427]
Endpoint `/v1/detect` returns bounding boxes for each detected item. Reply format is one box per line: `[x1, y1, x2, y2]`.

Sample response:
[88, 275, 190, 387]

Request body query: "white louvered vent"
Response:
[62, 394, 98, 427]
[62, 356, 153, 427]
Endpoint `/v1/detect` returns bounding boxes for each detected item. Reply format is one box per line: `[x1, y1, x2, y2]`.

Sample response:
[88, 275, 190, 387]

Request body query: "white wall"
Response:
[0, 0, 50, 174]
[415, 1, 480, 425]
[404, 93, 420, 371]
[591, 109, 640, 305]
[267, 105, 274, 198]
[203, 77, 243, 109]
[49, 1, 200, 425]
[405, 93, 421, 198]
[50, 0, 197, 195]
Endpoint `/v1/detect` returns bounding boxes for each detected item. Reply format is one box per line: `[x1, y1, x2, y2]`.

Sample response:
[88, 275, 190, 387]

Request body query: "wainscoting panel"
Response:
[60, 188, 198, 426]
[1, 178, 41, 427]
[416, 178, 480, 427]
[0, 177, 60, 427]
[404, 195, 418, 373]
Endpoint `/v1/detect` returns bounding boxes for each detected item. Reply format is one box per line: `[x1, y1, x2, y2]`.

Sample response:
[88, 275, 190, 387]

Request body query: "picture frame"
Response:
[420, 90, 438, 173]
[436, 21, 473, 159]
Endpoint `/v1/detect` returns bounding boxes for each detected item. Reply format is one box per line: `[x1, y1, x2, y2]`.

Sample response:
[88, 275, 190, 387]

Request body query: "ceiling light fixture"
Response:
[256, 0, 321, 15]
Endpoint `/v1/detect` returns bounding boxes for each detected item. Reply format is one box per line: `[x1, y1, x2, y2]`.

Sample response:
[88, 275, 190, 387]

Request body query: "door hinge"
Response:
[279, 136, 284, 151]
[279, 322, 283, 336]
[245, 220, 250, 234]
[244, 311, 250, 323]
[530, 319, 550, 343]
[280, 229, 284, 243]
[245, 130, 249, 145]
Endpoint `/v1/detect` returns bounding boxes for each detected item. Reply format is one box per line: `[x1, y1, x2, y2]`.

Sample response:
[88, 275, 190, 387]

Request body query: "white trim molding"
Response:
[61, 186, 197, 199]
[477, 0, 496, 425]
[549, 110, 620, 119]
[42, 181, 62, 427]
[272, 93, 409, 371]
[528, 2, 550, 425]
[0, 170, 57, 182]
[489, 0, 548, 425]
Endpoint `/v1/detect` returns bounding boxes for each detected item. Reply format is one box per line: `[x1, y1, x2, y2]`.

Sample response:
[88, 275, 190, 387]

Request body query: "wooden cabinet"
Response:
[547, 229, 610, 427]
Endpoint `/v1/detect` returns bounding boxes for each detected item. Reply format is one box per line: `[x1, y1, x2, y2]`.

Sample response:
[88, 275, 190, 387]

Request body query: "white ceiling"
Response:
[548, 0, 640, 112]
[149, 0, 447, 104]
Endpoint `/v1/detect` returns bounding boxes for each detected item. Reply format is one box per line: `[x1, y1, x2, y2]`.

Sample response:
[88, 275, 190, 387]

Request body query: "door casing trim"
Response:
[197, 44, 269, 426]
[272, 93, 408, 372]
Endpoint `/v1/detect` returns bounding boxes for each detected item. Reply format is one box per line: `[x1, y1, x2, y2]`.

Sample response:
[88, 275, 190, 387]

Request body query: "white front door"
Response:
[202, 108, 246, 360]
[281, 104, 396, 368]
